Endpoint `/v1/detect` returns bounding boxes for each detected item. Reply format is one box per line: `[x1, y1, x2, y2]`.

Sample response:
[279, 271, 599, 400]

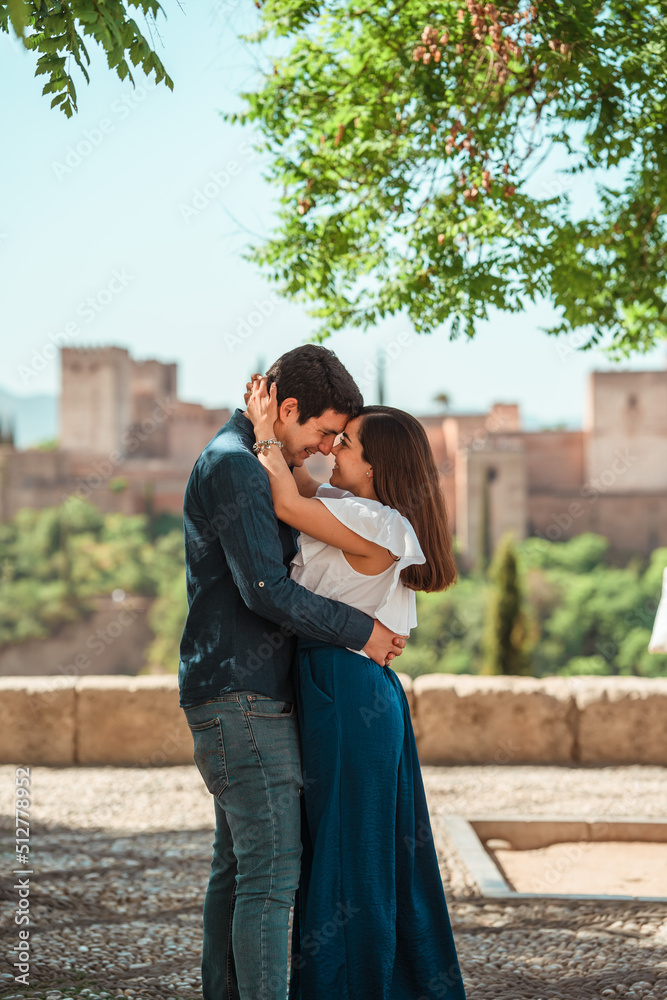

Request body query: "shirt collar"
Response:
[230, 408, 256, 450]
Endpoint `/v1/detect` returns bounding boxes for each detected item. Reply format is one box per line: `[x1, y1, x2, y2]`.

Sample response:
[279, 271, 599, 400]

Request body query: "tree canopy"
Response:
[1, 0, 173, 117]
[231, 0, 667, 355]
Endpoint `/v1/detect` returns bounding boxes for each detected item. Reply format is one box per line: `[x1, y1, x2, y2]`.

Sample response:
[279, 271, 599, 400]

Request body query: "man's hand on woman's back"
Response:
[364, 621, 407, 667]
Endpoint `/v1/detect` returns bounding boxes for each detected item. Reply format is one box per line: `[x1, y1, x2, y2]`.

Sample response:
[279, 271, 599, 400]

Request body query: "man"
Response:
[179, 345, 406, 1000]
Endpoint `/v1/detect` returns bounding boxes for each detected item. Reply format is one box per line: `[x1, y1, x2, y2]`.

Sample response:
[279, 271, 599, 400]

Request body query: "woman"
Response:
[247, 378, 466, 1000]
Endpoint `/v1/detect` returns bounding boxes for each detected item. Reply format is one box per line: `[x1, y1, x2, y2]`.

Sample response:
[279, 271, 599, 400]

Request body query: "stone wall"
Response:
[523, 430, 585, 493]
[1, 673, 666, 767]
[527, 492, 667, 552]
[413, 674, 667, 766]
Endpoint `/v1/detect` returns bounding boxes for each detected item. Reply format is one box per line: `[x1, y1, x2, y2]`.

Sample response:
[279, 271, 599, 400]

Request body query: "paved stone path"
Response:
[1, 764, 666, 999]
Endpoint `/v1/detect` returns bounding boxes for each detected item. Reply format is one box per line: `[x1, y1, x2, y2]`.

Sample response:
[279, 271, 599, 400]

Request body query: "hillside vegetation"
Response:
[0, 501, 665, 678]
[0, 499, 185, 671]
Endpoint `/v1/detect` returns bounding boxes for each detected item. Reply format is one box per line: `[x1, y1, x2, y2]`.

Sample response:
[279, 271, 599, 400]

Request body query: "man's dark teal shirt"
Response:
[178, 409, 374, 709]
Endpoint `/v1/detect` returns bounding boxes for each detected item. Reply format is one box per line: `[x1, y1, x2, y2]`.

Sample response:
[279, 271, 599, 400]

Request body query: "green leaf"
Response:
[225, 0, 667, 354]
[8, 0, 28, 38]
[13, 0, 173, 115]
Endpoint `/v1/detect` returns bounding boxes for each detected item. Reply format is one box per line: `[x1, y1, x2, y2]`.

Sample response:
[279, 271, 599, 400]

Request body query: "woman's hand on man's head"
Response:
[246, 375, 279, 435]
[244, 373, 263, 407]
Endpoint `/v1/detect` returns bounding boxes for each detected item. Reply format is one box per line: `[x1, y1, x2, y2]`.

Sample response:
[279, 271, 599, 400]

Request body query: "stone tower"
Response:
[585, 370, 667, 491]
[60, 347, 131, 454]
[127, 357, 178, 458]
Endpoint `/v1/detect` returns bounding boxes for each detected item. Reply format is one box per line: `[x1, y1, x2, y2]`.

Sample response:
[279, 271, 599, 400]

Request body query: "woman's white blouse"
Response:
[290, 484, 426, 652]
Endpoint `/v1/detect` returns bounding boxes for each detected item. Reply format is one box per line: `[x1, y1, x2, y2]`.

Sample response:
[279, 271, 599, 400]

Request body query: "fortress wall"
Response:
[528, 492, 667, 551]
[2, 673, 666, 767]
[130, 357, 178, 401]
[166, 404, 230, 466]
[420, 417, 449, 470]
[420, 418, 457, 529]
[524, 431, 585, 492]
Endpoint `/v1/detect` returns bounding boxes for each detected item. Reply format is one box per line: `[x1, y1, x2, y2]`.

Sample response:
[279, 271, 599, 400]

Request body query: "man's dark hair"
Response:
[265, 345, 363, 424]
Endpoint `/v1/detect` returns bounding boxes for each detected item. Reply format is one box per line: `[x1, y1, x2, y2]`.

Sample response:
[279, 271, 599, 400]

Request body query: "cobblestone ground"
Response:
[1, 764, 666, 1000]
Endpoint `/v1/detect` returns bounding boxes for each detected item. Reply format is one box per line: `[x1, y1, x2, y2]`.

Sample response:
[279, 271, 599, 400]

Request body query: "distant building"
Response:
[0, 346, 230, 521]
[0, 348, 665, 561]
[419, 369, 667, 564]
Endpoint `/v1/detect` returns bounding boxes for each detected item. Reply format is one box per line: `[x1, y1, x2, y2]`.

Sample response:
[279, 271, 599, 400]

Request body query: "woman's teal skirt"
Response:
[290, 638, 467, 1000]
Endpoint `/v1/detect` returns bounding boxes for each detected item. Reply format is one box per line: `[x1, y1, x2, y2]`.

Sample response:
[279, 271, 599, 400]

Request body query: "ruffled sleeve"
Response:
[315, 485, 425, 567]
[314, 483, 355, 501]
[313, 484, 425, 632]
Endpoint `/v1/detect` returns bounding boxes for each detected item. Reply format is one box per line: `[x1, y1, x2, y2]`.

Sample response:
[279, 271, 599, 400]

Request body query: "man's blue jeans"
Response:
[184, 692, 303, 1000]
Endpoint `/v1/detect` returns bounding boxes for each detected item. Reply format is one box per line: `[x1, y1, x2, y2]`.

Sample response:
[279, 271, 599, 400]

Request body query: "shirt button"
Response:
[258, 581, 265, 587]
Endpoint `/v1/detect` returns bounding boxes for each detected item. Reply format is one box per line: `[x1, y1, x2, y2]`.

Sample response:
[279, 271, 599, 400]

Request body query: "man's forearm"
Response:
[242, 571, 374, 651]
[200, 452, 375, 653]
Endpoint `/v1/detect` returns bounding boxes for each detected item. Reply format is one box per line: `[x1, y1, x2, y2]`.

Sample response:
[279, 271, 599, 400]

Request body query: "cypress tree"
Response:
[482, 532, 531, 676]
[476, 467, 493, 575]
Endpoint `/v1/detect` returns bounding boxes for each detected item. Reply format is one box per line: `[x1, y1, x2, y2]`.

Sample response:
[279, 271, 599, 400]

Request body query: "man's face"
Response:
[275, 403, 349, 467]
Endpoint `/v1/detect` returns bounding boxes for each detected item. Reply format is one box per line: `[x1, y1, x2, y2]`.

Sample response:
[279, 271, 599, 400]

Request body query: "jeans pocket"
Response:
[188, 718, 228, 797]
[243, 698, 302, 781]
[245, 695, 295, 719]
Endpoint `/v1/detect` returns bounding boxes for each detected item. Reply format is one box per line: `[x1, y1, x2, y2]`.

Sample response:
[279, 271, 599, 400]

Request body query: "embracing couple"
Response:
[178, 345, 467, 1000]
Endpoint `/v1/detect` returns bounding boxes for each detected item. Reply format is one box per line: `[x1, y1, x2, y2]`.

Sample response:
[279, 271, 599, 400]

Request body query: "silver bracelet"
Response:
[252, 438, 283, 455]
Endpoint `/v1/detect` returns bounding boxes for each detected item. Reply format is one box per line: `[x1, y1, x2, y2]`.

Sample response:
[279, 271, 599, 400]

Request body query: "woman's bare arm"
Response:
[259, 452, 394, 570]
[247, 380, 394, 572]
[293, 465, 321, 498]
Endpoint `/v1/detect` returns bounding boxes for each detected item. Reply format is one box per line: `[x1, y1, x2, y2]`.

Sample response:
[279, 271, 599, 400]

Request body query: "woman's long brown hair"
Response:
[358, 406, 458, 593]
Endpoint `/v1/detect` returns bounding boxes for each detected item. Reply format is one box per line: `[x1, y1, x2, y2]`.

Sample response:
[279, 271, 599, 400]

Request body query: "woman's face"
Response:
[329, 416, 373, 494]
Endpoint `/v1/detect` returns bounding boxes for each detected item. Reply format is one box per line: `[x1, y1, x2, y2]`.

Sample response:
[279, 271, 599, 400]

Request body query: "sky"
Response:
[1, 1, 665, 439]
